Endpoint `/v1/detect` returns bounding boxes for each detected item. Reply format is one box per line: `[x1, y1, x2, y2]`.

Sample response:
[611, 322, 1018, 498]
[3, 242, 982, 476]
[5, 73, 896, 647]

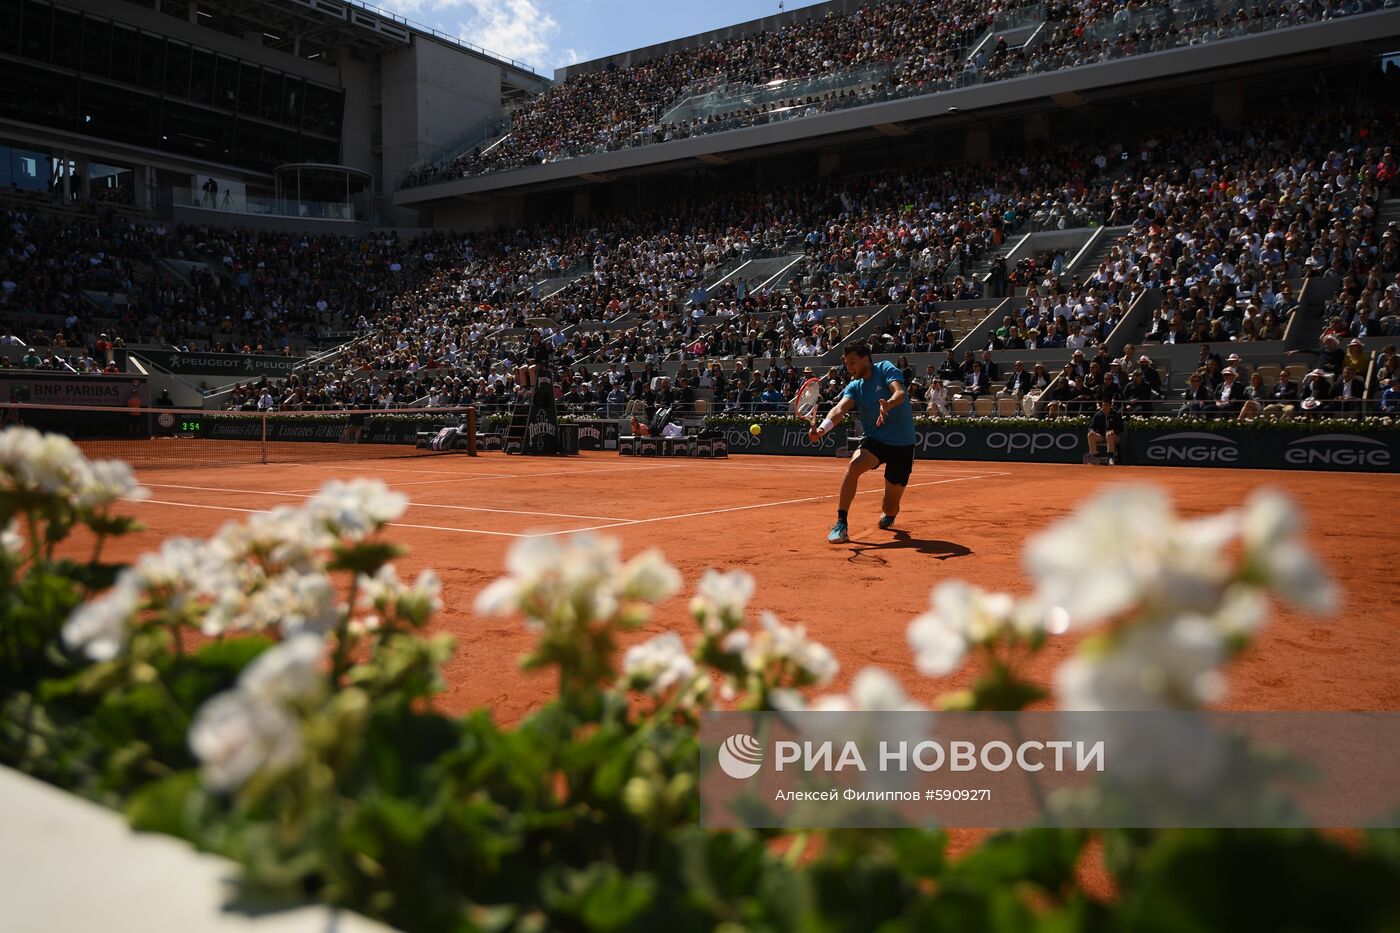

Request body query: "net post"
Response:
[260, 412, 268, 465]
[467, 406, 478, 456]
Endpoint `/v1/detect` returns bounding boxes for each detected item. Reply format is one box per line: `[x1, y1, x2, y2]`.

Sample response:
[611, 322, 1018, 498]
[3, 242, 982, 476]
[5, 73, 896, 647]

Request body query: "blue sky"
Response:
[372, 0, 828, 76]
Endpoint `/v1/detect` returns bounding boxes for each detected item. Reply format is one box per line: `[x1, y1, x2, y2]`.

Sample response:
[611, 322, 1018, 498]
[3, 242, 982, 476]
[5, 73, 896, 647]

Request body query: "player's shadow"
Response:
[847, 530, 972, 564]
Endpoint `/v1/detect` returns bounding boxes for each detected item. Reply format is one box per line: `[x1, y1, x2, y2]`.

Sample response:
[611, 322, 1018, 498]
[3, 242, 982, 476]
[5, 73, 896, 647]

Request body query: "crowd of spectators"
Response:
[406, 0, 1380, 185]
[5, 102, 1395, 429]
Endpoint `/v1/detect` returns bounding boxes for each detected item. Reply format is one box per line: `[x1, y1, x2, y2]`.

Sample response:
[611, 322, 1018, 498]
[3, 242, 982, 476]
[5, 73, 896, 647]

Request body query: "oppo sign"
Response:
[916, 430, 1080, 456]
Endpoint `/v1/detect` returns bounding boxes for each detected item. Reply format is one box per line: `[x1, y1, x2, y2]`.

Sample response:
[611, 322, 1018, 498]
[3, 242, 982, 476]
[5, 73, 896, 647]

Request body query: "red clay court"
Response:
[78, 448, 1400, 720]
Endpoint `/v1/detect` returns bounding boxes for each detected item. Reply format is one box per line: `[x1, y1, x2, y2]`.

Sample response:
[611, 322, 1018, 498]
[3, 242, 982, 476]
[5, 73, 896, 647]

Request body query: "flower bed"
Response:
[3, 425, 1400, 931]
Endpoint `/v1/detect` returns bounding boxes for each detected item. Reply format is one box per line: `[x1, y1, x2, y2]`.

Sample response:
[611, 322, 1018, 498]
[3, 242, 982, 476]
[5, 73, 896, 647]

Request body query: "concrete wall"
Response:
[379, 38, 509, 225]
[339, 57, 378, 178]
[430, 196, 525, 231]
[0, 766, 392, 933]
[171, 203, 374, 236]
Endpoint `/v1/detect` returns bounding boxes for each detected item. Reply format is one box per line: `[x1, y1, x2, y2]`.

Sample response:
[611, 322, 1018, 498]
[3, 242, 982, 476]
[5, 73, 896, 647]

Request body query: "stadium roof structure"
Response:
[131, 0, 542, 80]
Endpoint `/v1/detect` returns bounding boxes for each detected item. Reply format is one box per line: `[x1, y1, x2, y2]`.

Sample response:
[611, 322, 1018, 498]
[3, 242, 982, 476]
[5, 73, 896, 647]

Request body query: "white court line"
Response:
[141, 483, 628, 522]
[276, 462, 704, 484]
[129, 498, 529, 537]
[549, 473, 1003, 536]
[276, 461, 1006, 491]
[127, 471, 1007, 541]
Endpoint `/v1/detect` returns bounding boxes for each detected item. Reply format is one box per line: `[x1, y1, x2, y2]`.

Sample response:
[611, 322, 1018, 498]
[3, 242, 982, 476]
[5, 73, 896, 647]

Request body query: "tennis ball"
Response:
[749, 423, 762, 436]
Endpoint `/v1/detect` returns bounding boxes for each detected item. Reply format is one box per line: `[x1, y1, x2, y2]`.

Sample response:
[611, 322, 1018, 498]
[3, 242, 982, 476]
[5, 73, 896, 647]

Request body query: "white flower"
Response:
[211, 506, 325, 572]
[0, 426, 90, 498]
[742, 611, 838, 685]
[61, 575, 140, 660]
[475, 533, 625, 624]
[188, 690, 303, 792]
[907, 613, 966, 677]
[907, 582, 1023, 677]
[1055, 617, 1225, 711]
[690, 569, 755, 634]
[1241, 490, 1298, 551]
[358, 564, 442, 624]
[270, 572, 341, 636]
[1263, 541, 1337, 614]
[203, 569, 340, 636]
[622, 632, 696, 695]
[74, 459, 147, 510]
[474, 577, 521, 616]
[1240, 491, 1337, 614]
[133, 538, 229, 611]
[1, 519, 22, 556]
[1026, 487, 1238, 627]
[239, 633, 326, 704]
[0, 426, 43, 477]
[305, 479, 407, 538]
[618, 549, 682, 603]
[810, 667, 925, 712]
[1214, 586, 1266, 637]
[505, 535, 564, 578]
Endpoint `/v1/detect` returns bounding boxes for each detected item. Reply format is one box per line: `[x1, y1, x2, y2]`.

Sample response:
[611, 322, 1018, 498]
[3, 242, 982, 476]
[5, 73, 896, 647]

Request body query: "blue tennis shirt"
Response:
[841, 359, 915, 445]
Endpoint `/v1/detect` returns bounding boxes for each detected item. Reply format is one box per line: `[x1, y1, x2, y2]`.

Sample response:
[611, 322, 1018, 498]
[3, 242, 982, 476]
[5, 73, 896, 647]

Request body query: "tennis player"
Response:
[809, 342, 915, 544]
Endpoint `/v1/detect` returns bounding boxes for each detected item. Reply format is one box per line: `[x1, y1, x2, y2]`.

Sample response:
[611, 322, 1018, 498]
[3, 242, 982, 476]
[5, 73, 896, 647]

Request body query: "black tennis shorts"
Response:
[859, 436, 915, 486]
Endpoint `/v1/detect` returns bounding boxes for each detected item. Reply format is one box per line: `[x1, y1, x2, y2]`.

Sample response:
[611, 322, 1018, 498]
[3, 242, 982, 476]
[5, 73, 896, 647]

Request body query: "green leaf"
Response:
[125, 771, 208, 841]
[329, 541, 405, 575]
[82, 514, 144, 537]
[946, 829, 1087, 892]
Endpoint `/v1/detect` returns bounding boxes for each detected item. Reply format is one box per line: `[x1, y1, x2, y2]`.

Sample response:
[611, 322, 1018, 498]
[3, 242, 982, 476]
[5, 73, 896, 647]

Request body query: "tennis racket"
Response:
[794, 377, 822, 429]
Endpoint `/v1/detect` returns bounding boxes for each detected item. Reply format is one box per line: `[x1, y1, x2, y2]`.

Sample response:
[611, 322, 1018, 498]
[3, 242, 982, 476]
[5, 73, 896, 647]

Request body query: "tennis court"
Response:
[78, 445, 1400, 721]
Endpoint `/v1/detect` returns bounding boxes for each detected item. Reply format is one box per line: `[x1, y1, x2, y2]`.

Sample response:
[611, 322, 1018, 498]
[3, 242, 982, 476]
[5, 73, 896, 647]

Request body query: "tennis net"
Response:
[0, 403, 478, 472]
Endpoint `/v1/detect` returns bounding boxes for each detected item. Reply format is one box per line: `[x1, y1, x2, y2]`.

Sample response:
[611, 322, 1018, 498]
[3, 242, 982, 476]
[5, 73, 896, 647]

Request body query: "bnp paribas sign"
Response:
[136, 350, 304, 377]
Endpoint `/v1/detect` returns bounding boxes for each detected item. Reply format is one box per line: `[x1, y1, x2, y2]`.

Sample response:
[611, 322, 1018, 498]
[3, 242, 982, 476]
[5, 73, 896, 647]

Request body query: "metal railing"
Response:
[340, 0, 543, 75]
[169, 187, 374, 224]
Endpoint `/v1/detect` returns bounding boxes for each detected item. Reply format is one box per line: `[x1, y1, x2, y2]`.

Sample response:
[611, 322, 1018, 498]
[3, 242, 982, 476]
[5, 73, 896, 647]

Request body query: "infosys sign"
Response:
[1133, 428, 1398, 472]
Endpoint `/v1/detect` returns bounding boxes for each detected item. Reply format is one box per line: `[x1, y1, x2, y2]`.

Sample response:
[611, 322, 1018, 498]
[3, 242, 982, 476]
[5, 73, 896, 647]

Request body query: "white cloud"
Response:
[374, 0, 562, 71]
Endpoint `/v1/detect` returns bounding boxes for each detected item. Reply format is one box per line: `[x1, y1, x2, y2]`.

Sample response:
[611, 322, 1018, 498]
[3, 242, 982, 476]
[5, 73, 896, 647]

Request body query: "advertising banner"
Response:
[713, 423, 1088, 464]
[1128, 427, 1400, 472]
[2, 375, 145, 407]
[199, 417, 423, 445]
[707, 421, 1398, 472]
[571, 419, 620, 450]
[131, 349, 305, 379]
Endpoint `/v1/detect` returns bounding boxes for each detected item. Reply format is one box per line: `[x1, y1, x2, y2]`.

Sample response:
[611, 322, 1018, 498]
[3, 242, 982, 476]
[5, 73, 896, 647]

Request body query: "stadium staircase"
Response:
[1066, 224, 1130, 277]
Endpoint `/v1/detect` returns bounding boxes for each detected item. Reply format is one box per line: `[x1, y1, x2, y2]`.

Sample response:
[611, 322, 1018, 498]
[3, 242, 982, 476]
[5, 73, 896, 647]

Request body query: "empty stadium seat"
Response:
[996, 398, 1018, 417]
[973, 398, 995, 417]
[951, 396, 973, 416]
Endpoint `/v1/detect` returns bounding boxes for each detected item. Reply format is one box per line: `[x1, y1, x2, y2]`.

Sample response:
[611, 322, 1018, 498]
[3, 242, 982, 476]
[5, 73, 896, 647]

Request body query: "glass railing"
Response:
[169, 187, 375, 223]
[402, 0, 1394, 188]
[399, 117, 510, 188]
[662, 64, 891, 125]
[990, 1, 1048, 34]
